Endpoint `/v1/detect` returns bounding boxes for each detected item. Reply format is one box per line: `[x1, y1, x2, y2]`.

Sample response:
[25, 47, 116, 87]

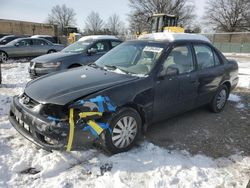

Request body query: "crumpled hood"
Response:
[25, 67, 138, 105]
[31, 52, 85, 63]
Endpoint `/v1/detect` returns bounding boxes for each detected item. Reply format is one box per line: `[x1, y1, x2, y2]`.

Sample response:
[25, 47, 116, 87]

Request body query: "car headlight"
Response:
[42, 62, 61, 68]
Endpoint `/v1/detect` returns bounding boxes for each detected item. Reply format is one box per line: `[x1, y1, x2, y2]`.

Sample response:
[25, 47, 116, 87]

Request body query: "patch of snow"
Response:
[78, 35, 118, 41]
[228, 94, 241, 102]
[139, 32, 211, 43]
[236, 103, 245, 109]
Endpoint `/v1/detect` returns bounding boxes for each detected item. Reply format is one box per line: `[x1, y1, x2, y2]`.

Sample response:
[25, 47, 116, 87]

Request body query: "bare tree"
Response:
[128, 0, 196, 34]
[47, 4, 76, 34]
[106, 14, 124, 35]
[204, 0, 250, 32]
[84, 12, 104, 34]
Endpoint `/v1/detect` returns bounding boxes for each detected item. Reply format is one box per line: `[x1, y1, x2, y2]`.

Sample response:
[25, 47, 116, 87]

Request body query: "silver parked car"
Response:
[0, 38, 64, 62]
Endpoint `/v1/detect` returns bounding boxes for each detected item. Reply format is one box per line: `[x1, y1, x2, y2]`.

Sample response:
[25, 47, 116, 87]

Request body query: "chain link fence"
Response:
[202, 32, 250, 53]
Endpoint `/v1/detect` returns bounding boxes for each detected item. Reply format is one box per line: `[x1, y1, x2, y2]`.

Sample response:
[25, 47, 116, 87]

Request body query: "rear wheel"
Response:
[104, 108, 142, 154]
[209, 85, 229, 113]
[0, 51, 8, 62]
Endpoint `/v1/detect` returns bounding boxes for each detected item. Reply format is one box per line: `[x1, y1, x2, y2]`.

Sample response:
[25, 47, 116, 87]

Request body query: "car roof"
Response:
[15, 37, 52, 43]
[3, 35, 15, 38]
[78, 35, 119, 41]
[1, 35, 18, 39]
[31, 35, 53, 38]
[138, 32, 211, 43]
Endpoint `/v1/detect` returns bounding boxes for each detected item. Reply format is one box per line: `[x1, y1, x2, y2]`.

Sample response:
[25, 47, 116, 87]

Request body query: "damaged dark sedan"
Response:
[9, 33, 238, 154]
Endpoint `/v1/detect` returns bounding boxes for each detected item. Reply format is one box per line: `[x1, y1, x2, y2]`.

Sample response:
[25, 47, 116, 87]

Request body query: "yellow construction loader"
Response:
[141, 13, 185, 35]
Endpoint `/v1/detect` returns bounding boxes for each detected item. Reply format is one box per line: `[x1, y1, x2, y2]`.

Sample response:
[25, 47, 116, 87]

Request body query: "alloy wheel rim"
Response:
[0, 52, 7, 62]
[217, 89, 227, 109]
[112, 116, 137, 149]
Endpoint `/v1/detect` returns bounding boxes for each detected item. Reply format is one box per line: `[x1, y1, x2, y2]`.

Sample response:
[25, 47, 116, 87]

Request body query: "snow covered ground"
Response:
[0, 57, 250, 188]
[226, 54, 250, 89]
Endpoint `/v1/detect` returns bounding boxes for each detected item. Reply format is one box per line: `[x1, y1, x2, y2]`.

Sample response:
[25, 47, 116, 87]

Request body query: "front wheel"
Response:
[0, 51, 8, 62]
[209, 85, 229, 113]
[104, 108, 142, 154]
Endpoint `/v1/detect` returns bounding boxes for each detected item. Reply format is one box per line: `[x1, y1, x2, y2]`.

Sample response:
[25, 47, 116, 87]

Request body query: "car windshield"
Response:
[62, 40, 91, 53]
[95, 42, 165, 76]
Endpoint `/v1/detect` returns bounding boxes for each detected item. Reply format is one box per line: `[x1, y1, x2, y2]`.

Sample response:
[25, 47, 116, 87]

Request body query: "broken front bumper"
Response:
[9, 96, 100, 151]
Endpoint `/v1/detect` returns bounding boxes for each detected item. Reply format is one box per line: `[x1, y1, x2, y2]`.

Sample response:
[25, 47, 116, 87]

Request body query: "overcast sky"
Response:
[0, 0, 206, 29]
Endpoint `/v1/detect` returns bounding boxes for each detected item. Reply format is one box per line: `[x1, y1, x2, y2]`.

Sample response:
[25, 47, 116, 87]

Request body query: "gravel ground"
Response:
[146, 55, 250, 159]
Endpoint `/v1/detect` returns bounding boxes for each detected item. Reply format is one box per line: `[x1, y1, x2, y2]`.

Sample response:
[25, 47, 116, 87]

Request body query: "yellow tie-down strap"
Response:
[66, 111, 104, 152]
[67, 108, 75, 152]
[79, 112, 102, 118]
[87, 120, 104, 135]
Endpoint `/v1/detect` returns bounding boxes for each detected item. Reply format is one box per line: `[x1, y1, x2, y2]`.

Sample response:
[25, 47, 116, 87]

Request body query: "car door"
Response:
[193, 43, 225, 105]
[32, 39, 50, 56]
[88, 40, 111, 62]
[153, 43, 198, 121]
[12, 39, 33, 57]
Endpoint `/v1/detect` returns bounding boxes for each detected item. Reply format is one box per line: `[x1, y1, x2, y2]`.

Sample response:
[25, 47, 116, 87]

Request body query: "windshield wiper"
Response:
[88, 62, 105, 70]
[104, 64, 117, 70]
[104, 65, 130, 74]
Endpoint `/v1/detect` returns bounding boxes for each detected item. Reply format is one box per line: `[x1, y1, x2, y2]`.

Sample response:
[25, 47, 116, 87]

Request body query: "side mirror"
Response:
[87, 48, 97, 55]
[15, 43, 20, 47]
[158, 66, 179, 79]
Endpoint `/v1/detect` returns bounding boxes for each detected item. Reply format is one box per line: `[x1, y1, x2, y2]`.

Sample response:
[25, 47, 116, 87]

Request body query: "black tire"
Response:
[0, 51, 8, 62]
[104, 108, 142, 154]
[68, 64, 81, 69]
[47, 50, 56, 54]
[209, 84, 229, 113]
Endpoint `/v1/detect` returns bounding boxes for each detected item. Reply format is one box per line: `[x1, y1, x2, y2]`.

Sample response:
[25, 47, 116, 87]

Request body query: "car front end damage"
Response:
[9, 93, 117, 151]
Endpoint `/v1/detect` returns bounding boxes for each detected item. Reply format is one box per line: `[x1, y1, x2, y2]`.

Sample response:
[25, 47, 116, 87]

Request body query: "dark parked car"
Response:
[9, 33, 238, 154]
[0, 35, 25, 45]
[29, 35, 122, 78]
[0, 38, 64, 62]
[0, 62, 1, 84]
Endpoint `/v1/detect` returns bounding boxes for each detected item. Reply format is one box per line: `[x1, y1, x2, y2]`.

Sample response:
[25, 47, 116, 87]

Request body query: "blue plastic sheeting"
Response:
[71, 95, 117, 112]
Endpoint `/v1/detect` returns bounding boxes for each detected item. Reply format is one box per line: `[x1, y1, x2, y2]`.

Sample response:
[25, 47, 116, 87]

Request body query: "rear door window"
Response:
[33, 39, 48, 46]
[194, 45, 215, 70]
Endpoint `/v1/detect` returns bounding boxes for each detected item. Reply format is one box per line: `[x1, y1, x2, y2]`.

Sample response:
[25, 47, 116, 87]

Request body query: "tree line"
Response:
[47, 5, 124, 36]
[47, 0, 250, 35]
